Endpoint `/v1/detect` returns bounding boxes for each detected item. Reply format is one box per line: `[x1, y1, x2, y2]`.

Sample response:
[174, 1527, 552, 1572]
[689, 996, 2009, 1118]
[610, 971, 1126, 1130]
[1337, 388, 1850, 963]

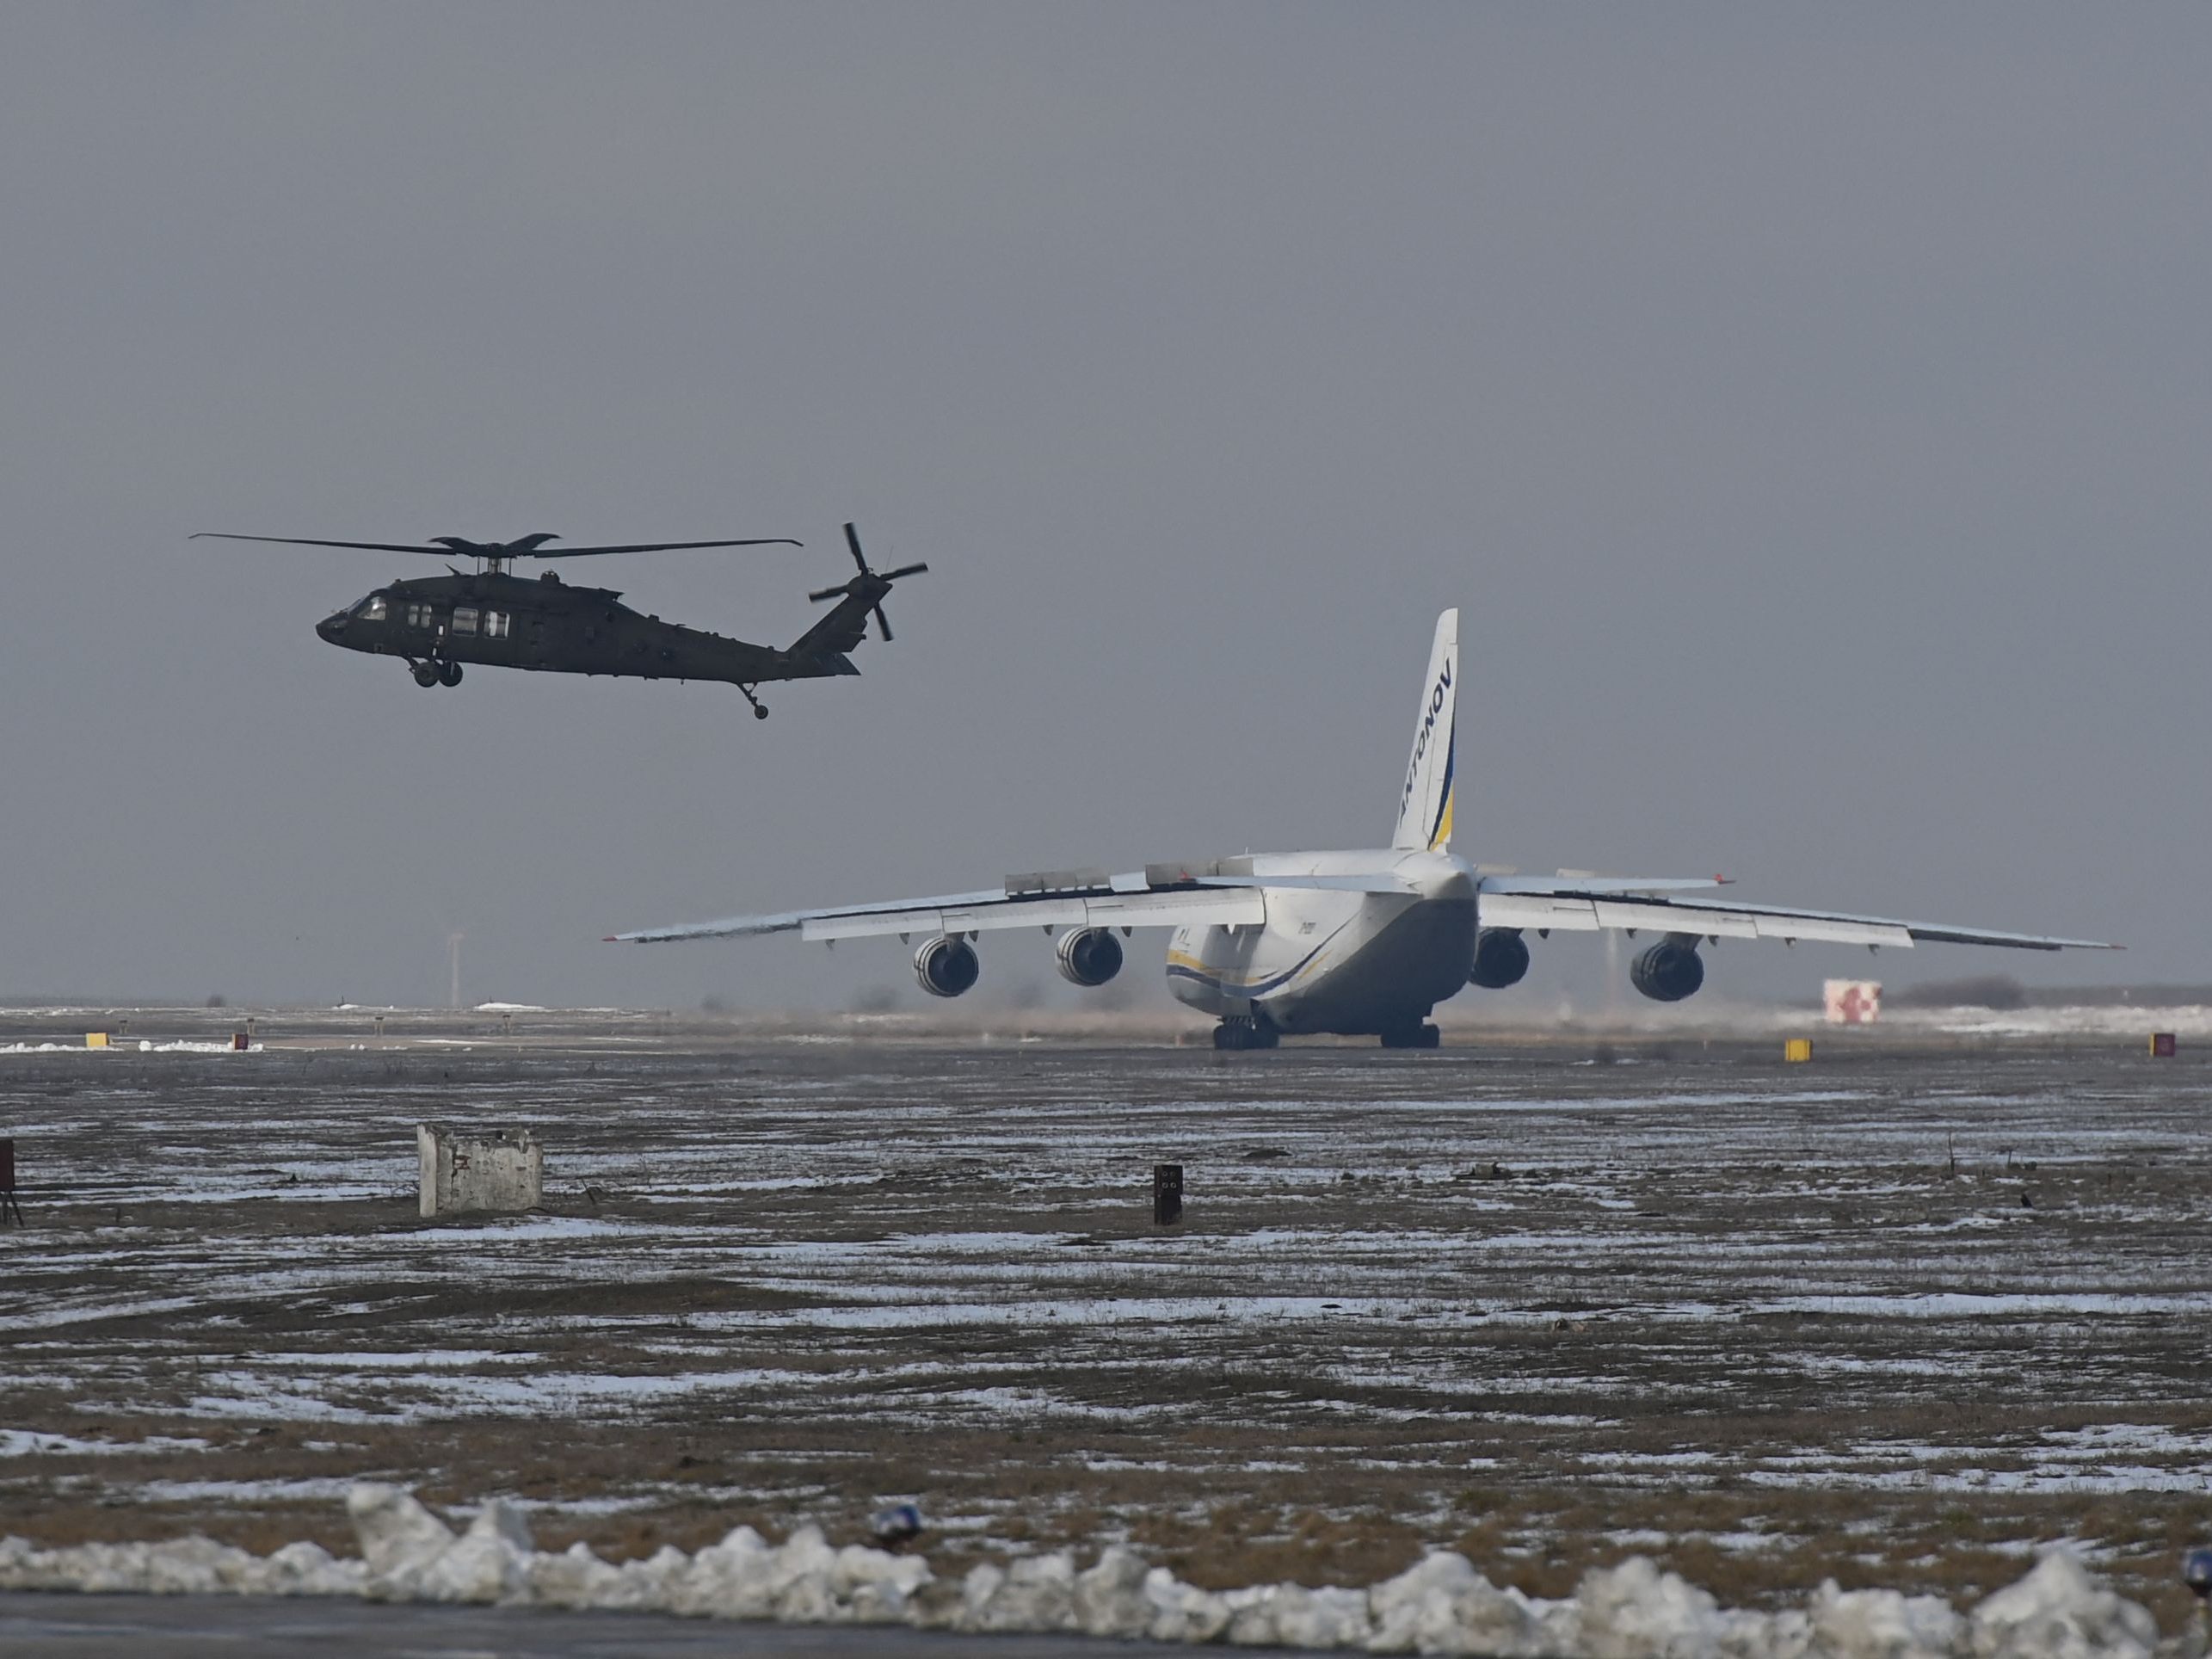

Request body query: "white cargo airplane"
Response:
[613, 611, 2115, 1048]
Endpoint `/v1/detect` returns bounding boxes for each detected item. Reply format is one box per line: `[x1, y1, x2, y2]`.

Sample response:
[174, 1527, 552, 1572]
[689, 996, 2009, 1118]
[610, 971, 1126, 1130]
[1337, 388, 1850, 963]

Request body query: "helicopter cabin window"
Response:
[482, 610, 511, 638]
[354, 594, 388, 622]
[451, 607, 480, 636]
[404, 601, 439, 630]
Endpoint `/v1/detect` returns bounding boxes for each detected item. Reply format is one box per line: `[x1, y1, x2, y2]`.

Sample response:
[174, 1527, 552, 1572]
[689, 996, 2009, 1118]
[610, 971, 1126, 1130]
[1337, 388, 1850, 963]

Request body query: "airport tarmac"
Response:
[1, 1008, 2207, 1631]
[0, 1589, 1260, 1657]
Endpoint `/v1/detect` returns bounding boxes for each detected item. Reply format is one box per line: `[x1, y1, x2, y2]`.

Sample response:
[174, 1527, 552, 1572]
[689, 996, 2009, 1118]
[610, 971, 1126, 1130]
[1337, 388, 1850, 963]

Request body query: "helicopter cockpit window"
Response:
[451, 607, 480, 636]
[354, 594, 388, 622]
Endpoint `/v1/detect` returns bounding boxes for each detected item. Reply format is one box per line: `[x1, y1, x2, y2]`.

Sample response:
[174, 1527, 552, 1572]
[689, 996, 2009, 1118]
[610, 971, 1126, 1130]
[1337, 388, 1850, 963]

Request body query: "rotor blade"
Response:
[527, 538, 801, 558]
[190, 533, 456, 555]
[808, 584, 847, 603]
[189, 532, 801, 558]
[878, 562, 929, 582]
[872, 605, 893, 643]
[843, 522, 867, 572]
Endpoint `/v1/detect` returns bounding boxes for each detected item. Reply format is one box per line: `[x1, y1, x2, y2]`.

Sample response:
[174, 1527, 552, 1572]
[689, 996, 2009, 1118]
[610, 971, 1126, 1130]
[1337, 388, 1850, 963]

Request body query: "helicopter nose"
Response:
[316, 613, 347, 644]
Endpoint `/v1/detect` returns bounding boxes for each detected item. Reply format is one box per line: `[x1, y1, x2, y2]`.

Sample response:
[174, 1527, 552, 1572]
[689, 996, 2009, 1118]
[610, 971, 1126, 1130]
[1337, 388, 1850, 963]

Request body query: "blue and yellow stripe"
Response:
[1163, 919, 1353, 1000]
[1426, 714, 1455, 851]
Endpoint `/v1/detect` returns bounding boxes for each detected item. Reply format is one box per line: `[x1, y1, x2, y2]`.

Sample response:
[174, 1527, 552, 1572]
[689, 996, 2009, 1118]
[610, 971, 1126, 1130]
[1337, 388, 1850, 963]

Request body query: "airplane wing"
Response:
[1476, 877, 2116, 952]
[612, 861, 1282, 945]
[1477, 874, 1734, 897]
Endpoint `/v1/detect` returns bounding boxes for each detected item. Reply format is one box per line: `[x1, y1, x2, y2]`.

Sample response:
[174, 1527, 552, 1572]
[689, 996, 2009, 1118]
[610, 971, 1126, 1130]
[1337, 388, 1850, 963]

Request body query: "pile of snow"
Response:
[0, 1484, 2169, 1656]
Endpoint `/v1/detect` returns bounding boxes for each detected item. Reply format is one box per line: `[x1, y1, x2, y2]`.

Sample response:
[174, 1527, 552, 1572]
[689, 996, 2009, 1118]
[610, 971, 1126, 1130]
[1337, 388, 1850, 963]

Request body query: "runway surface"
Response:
[0, 1590, 1241, 1656]
[1, 1009, 2205, 1625]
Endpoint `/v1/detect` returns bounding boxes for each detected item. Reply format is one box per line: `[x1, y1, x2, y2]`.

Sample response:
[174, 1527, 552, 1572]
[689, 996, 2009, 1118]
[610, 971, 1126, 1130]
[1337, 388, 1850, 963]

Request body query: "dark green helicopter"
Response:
[190, 523, 926, 718]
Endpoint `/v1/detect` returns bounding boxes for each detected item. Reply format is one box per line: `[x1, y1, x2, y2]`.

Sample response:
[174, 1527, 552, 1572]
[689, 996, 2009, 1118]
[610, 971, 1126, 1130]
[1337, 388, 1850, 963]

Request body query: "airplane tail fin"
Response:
[1390, 608, 1457, 852]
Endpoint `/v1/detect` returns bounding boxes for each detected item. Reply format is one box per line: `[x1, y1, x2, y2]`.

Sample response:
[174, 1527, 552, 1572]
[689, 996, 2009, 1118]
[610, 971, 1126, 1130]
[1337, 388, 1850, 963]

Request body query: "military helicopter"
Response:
[190, 523, 927, 718]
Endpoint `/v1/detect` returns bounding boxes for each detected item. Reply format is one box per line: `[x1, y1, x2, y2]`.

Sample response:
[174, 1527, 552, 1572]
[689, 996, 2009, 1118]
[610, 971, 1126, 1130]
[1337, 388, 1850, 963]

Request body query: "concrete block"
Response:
[416, 1122, 542, 1218]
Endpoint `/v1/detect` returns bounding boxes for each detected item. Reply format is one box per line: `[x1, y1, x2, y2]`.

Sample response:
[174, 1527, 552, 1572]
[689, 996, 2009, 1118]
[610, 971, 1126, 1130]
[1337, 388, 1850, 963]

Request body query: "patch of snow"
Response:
[0, 1430, 209, 1459]
[139, 1477, 362, 1504]
[0, 1041, 258, 1055]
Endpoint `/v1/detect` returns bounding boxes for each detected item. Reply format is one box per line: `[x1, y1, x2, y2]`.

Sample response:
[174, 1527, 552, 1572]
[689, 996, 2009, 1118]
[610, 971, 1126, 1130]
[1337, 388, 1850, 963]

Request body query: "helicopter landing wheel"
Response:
[438, 661, 464, 687]
[411, 661, 440, 688]
[739, 684, 768, 720]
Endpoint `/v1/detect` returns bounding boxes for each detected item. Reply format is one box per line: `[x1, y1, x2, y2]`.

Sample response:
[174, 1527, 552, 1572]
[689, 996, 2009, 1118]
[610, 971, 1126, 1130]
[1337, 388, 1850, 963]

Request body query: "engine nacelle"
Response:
[912, 934, 981, 998]
[1054, 927, 1124, 987]
[1630, 936, 1705, 1002]
[1469, 927, 1531, 989]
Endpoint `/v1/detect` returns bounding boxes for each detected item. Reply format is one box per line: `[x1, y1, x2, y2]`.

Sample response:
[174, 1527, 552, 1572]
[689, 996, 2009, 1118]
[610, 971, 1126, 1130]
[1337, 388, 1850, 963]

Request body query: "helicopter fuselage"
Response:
[313, 570, 847, 689]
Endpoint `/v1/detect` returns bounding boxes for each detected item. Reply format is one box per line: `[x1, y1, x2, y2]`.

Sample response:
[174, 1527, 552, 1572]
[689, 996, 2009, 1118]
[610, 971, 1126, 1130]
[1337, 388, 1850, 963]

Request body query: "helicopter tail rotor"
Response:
[808, 522, 927, 642]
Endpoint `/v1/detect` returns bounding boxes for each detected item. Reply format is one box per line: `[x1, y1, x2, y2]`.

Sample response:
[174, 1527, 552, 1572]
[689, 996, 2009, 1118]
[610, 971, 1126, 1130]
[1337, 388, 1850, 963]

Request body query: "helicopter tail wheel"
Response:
[411, 661, 440, 688]
[438, 661, 464, 687]
[738, 683, 769, 720]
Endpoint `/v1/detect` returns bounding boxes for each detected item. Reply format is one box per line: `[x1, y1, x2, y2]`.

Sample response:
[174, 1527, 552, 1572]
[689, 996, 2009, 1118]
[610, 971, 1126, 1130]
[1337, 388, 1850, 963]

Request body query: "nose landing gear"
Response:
[1211, 1016, 1279, 1052]
[1377, 1021, 1441, 1050]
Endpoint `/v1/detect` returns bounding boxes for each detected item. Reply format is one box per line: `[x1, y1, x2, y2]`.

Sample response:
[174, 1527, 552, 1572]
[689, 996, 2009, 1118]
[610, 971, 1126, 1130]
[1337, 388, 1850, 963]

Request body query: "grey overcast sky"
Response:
[1, 4, 2204, 1012]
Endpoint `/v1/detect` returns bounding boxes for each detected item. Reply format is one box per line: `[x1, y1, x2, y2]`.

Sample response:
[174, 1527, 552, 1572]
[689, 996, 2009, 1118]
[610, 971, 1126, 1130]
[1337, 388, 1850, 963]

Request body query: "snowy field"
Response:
[1, 1009, 2207, 1636]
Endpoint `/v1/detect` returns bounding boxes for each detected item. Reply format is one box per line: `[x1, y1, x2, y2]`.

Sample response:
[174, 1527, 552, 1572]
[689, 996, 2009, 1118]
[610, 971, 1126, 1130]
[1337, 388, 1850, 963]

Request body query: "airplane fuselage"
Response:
[1167, 850, 1476, 1038]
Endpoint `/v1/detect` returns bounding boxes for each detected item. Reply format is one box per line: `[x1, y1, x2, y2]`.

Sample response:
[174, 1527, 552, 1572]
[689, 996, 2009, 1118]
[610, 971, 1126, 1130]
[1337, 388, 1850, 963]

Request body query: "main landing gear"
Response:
[1211, 1017, 1279, 1052]
[410, 659, 462, 688]
[1378, 1022, 1441, 1050]
[738, 683, 770, 720]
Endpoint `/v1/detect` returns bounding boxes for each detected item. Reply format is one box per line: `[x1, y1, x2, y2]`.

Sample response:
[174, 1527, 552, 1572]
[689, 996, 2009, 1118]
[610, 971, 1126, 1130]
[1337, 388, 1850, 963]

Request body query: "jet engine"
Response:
[912, 934, 981, 998]
[1469, 927, 1531, 990]
[1054, 927, 1124, 987]
[1630, 935, 1705, 1002]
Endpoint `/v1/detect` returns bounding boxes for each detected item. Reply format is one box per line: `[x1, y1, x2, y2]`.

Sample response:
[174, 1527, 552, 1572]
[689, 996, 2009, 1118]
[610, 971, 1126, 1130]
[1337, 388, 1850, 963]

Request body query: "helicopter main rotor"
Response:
[191, 530, 802, 576]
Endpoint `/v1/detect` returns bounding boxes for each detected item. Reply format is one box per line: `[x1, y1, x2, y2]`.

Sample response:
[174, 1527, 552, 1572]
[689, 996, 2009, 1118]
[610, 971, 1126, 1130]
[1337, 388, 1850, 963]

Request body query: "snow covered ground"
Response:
[1, 1021, 2207, 1630]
